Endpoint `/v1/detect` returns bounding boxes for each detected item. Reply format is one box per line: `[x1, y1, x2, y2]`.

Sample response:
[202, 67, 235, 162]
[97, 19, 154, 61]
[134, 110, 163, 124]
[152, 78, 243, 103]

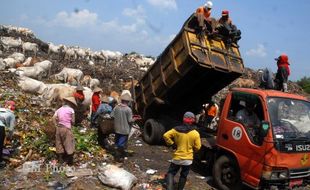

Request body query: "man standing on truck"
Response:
[274, 54, 290, 92]
[163, 112, 201, 190]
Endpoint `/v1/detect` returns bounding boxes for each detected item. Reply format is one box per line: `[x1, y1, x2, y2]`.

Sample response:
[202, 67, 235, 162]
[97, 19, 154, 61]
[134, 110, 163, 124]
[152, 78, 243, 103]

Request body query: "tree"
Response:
[297, 76, 310, 94]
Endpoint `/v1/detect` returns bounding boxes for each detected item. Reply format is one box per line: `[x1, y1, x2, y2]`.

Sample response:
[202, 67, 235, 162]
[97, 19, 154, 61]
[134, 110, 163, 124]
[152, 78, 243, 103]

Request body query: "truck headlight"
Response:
[262, 165, 288, 180]
[278, 171, 288, 179]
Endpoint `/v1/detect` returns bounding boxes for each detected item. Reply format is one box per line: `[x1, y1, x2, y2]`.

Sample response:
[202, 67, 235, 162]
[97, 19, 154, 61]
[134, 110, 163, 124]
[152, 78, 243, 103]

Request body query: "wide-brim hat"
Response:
[120, 93, 133, 102]
[76, 85, 84, 91]
[63, 97, 77, 106]
[93, 87, 103, 93]
[101, 96, 109, 103]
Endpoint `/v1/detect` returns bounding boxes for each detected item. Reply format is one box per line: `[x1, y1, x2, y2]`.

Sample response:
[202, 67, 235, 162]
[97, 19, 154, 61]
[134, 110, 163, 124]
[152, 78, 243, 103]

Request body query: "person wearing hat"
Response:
[274, 54, 290, 92]
[0, 105, 16, 169]
[52, 97, 77, 165]
[217, 10, 241, 44]
[93, 95, 113, 149]
[73, 85, 85, 126]
[110, 92, 134, 162]
[91, 87, 102, 128]
[195, 1, 214, 34]
[163, 112, 201, 190]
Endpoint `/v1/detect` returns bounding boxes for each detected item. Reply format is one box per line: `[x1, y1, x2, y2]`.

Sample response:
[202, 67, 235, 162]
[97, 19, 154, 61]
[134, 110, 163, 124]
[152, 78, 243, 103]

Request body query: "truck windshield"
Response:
[267, 97, 310, 140]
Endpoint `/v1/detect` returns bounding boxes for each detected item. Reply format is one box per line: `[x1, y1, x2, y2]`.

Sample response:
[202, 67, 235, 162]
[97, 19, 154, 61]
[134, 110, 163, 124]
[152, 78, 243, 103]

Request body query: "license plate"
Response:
[289, 179, 303, 188]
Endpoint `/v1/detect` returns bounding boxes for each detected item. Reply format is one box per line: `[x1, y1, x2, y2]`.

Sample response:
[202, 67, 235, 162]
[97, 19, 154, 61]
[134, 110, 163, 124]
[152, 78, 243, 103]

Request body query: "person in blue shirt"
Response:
[94, 96, 113, 149]
[0, 106, 16, 169]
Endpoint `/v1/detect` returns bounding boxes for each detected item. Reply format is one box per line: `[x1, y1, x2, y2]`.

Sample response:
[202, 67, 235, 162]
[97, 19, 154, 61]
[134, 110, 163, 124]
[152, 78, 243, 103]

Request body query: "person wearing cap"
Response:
[217, 10, 241, 44]
[195, 1, 213, 33]
[73, 85, 85, 126]
[93, 95, 113, 149]
[110, 92, 134, 162]
[91, 87, 102, 128]
[274, 54, 290, 92]
[53, 97, 77, 165]
[0, 105, 16, 169]
[218, 10, 232, 25]
[163, 112, 201, 190]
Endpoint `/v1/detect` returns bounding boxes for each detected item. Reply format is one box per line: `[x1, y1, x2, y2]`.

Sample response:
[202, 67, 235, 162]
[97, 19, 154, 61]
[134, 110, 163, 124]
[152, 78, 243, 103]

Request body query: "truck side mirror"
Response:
[260, 121, 270, 137]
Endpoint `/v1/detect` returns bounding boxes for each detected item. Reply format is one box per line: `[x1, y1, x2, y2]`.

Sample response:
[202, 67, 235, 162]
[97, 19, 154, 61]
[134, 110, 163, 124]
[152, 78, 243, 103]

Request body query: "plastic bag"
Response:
[98, 164, 137, 190]
[128, 123, 141, 140]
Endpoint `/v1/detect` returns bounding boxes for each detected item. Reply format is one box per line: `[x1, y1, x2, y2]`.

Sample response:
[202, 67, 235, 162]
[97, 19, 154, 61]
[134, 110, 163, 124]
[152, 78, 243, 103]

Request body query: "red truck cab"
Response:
[213, 88, 310, 190]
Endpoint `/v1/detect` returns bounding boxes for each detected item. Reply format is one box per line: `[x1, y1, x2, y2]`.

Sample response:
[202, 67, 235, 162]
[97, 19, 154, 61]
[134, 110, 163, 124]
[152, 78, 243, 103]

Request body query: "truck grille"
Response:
[290, 168, 310, 179]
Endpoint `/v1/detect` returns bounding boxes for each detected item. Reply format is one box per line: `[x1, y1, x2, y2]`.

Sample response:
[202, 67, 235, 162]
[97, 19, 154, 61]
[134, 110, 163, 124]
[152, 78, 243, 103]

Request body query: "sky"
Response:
[0, 0, 309, 81]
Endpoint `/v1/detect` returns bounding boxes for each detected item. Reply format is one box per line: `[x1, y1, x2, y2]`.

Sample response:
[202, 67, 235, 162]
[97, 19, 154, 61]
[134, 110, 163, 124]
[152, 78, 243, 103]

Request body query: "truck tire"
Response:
[143, 119, 165, 145]
[213, 155, 242, 190]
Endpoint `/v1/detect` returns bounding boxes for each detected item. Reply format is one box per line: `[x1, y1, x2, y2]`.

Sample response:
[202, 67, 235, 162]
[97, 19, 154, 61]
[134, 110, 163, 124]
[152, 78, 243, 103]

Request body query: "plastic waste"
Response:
[98, 164, 137, 190]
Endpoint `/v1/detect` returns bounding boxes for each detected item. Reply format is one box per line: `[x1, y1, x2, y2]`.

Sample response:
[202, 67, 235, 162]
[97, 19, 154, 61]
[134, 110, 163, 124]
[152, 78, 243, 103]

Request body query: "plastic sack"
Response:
[128, 123, 141, 140]
[98, 164, 137, 190]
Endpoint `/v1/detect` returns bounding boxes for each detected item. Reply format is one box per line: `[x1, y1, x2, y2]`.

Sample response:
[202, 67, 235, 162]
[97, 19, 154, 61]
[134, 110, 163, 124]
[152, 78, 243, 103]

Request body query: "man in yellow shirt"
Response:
[163, 112, 201, 190]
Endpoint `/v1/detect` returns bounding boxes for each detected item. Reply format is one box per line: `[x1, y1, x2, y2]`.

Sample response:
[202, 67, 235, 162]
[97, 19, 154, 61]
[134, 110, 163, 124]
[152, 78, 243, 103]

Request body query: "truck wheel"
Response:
[213, 155, 242, 190]
[143, 119, 165, 145]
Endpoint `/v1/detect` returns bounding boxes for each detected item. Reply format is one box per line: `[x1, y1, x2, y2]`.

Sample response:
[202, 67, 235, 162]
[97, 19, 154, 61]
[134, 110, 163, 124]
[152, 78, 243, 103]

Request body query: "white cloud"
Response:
[246, 44, 267, 57]
[122, 5, 146, 25]
[147, 0, 177, 10]
[51, 9, 98, 28]
[25, 8, 172, 55]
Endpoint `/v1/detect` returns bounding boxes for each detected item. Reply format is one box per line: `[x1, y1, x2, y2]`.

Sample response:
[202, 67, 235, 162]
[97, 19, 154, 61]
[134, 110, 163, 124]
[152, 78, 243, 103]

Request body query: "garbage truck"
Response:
[199, 88, 310, 190]
[133, 14, 310, 189]
[133, 13, 244, 144]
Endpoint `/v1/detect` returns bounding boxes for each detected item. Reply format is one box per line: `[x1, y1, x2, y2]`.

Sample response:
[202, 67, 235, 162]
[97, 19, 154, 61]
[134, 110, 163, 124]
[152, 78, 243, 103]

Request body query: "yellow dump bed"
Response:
[134, 14, 244, 119]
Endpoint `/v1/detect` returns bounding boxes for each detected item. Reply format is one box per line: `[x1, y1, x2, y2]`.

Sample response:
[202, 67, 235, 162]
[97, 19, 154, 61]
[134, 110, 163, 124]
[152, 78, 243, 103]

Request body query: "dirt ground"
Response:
[121, 135, 216, 190]
[0, 134, 216, 190]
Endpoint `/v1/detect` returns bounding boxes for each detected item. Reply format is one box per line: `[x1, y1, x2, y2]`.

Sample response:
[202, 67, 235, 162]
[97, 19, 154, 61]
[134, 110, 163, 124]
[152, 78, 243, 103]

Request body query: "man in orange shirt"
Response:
[204, 101, 218, 127]
[195, 1, 213, 33]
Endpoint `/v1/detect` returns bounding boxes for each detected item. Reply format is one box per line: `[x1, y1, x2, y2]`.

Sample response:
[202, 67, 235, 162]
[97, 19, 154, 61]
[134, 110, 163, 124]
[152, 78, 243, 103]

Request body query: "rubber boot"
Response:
[57, 153, 65, 164]
[66, 154, 74, 166]
[283, 83, 288, 92]
[177, 177, 187, 190]
[166, 173, 174, 190]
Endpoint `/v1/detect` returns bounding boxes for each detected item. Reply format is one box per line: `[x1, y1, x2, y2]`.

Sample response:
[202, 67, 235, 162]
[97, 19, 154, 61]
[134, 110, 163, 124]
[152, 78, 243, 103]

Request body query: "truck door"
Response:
[218, 92, 267, 187]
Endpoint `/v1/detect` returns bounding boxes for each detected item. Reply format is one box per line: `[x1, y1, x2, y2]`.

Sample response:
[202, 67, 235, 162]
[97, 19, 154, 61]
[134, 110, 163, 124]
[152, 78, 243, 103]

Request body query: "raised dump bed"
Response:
[134, 14, 244, 144]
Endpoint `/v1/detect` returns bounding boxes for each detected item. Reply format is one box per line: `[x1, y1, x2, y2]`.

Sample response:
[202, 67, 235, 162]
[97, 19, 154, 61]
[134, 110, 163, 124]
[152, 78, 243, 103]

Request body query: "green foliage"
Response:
[23, 127, 55, 160]
[297, 76, 310, 94]
[73, 128, 100, 153]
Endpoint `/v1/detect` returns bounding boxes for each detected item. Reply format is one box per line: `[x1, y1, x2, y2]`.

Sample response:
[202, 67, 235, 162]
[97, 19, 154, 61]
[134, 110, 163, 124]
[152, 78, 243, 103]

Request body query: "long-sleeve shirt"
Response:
[92, 93, 101, 112]
[163, 125, 201, 161]
[93, 103, 112, 121]
[0, 108, 16, 132]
